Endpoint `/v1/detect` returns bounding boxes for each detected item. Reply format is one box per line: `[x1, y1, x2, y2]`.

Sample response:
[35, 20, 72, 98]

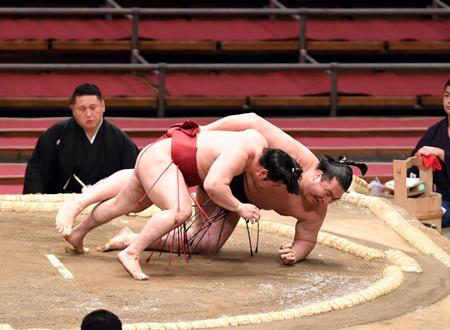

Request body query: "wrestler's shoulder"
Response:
[241, 128, 266, 141]
[298, 202, 327, 222]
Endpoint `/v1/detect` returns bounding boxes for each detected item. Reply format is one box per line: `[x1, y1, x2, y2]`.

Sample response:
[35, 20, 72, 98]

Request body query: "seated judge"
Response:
[23, 83, 139, 194]
[411, 78, 450, 228]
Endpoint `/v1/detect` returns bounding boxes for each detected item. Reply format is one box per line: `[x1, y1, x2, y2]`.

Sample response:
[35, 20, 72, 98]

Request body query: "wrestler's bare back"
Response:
[137, 129, 268, 185]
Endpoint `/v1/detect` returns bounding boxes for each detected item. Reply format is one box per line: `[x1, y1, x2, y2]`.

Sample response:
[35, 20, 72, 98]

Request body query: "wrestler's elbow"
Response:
[295, 254, 306, 263]
[293, 243, 315, 262]
[231, 112, 260, 127]
[243, 112, 261, 124]
[294, 253, 306, 264]
[202, 177, 224, 198]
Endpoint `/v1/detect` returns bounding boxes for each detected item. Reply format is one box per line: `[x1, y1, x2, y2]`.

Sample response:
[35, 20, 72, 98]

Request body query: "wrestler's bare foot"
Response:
[97, 227, 136, 252]
[64, 246, 89, 255]
[63, 230, 88, 254]
[117, 250, 149, 281]
[55, 196, 84, 236]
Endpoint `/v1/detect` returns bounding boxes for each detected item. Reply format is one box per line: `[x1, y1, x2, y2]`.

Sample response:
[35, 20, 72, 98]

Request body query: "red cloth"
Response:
[162, 120, 201, 139]
[162, 120, 202, 187]
[421, 155, 442, 171]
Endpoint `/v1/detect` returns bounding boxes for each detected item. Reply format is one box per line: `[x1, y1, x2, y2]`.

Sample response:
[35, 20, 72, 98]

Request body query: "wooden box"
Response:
[393, 157, 442, 233]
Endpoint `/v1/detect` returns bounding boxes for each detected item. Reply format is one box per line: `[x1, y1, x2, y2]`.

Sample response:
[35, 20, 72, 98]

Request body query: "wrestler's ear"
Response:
[313, 170, 323, 181]
[257, 168, 269, 180]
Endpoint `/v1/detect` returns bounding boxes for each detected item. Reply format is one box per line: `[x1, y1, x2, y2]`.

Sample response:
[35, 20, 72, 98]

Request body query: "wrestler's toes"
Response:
[118, 250, 148, 281]
[96, 242, 111, 252]
[118, 226, 133, 234]
[64, 246, 89, 254]
[62, 227, 73, 237]
[55, 214, 64, 227]
[134, 272, 149, 281]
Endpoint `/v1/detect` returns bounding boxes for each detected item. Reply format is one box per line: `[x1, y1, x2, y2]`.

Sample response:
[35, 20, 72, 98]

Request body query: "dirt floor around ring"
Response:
[0, 199, 449, 330]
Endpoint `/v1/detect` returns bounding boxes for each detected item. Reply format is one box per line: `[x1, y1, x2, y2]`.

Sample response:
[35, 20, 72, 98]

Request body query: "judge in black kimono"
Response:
[23, 83, 139, 194]
[411, 79, 450, 228]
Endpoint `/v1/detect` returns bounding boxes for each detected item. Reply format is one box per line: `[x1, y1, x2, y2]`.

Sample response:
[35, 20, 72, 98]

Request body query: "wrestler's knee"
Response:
[107, 196, 139, 215]
[196, 243, 217, 255]
[193, 239, 224, 255]
[172, 206, 192, 227]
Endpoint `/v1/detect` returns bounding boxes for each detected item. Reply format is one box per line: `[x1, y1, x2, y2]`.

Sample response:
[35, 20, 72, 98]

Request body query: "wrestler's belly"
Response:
[247, 193, 280, 211]
[246, 189, 298, 216]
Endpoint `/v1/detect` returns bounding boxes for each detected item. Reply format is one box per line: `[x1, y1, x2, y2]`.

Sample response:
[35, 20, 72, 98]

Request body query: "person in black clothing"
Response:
[23, 83, 138, 194]
[81, 309, 122, 330]
[411, 79, 450, 227]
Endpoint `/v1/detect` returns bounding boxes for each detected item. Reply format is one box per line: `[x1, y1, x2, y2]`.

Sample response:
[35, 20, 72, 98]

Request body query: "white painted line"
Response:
[45, 254, 74, 279]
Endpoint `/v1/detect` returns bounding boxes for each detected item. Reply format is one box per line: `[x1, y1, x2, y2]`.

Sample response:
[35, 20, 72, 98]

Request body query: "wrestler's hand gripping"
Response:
[236, 202, 261, 224]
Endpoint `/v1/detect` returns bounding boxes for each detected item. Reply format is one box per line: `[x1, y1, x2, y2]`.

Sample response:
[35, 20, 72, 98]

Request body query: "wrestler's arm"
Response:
[201, 113, 315, 165]
[202, 113, 265, 132]
[201, 113, 288, 145]
[279, 210, 325, 265]
[203, 144, 261, 221]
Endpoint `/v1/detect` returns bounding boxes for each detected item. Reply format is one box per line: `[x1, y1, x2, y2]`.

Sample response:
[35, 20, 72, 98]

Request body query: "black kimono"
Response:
[411, 117, 450, 202]
[23, 118, 139, 194]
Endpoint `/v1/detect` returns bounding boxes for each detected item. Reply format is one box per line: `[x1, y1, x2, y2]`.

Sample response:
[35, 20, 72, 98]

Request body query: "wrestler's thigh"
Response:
[112, 171, 150, 213]
[139, 164, 191, 213]
[104, 169, 134, 191]
[86, 169, 134, 203]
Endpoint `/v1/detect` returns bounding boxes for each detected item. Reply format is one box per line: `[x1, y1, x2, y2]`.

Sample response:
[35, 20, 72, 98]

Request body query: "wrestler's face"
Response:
[304, 174, 344, 205]
[443, 85, 450, 116]
[71, 95, 105, 134]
